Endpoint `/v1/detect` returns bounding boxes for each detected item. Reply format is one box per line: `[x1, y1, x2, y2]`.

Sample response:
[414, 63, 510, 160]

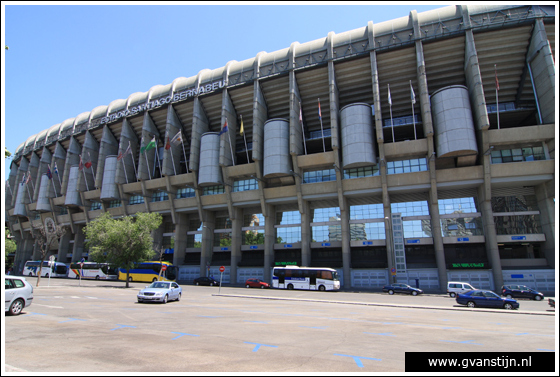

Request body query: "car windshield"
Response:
[483, 291, 500, 298]
[149, 282, 170, 289]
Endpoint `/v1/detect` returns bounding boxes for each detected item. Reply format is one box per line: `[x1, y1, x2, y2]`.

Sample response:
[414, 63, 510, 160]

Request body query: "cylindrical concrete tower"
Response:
[430, 85, 478, 157]
[65, 166, 82, 206]
[340, 103, 376, 169]
[100, 156, 120, 200]
[263, 119, 291, 178]
[198, 132, 223, 186]
[36, 174, 53, 212]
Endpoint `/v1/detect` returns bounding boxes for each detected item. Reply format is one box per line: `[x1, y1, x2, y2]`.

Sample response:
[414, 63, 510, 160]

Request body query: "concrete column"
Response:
[71, 225, 86, 263]
[34, 148, 52, 202]
[173, 213, 188, 268]
[17, 234, 35, 274]
[263, 204, 275, 282]
[534, 181, 555, 267]
[200, 211, 215, 276]
[429, 184, 447, 292]
[96, 126, 119, 188]
[230, 207, 243, 284]
[478, 152, 503, 290]
[57, 230, 73, 264]
[340, 196, 351, 288]
[61, 137, 82, 195]
[31, 239, 42, 260]
[464, 29, 490, 131]
[12, 157, 29, 208]
[300, 201, 311, 267]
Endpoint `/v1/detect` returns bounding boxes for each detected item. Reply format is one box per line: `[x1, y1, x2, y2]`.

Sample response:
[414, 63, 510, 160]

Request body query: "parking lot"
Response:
[4, 277, 556, 373]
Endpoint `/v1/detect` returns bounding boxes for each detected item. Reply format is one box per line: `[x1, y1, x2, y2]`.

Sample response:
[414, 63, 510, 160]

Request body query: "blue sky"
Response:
[3, 2, 449, 180]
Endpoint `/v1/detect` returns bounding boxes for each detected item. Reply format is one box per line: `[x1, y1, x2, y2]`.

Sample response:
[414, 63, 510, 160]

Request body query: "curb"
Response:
[212, 293, 555, 316]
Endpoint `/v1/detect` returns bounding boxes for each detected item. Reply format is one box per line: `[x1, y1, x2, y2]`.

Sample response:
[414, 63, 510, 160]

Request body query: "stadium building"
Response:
[6, 5, 556, 292]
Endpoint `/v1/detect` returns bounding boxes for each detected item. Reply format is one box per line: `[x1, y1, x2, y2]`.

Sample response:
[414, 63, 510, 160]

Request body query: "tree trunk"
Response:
[126, 269, 130, 288]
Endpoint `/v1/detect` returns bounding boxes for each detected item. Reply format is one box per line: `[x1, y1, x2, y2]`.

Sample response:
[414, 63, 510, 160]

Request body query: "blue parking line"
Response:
[537, 349, 555, 352]
[27, 312, 47, 316]
[245, 320, 269, 324]
[110, 324, 136, 331]
[334, 354, 381, 368]
[300, 326, 327, 329]
[171, 332, 199, 340]
[244, 342, 278, 352]
[198, 315, 222, 318]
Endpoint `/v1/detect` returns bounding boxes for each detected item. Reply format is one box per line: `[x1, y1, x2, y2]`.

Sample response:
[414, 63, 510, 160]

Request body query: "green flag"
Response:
[140, 136, 156, 154]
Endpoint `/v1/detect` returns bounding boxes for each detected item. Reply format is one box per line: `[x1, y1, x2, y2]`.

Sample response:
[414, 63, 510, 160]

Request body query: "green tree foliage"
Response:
[84, 212, 162, 287]
[5, 228, 17, 268]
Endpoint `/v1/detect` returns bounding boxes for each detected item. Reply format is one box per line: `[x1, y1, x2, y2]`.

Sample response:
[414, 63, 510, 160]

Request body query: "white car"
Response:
[137, 281, 182, 304]
[5, 276, 34, 315]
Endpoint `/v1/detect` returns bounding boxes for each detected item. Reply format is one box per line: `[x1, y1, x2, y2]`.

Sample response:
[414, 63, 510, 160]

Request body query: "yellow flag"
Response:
[239, 116, 244, 135]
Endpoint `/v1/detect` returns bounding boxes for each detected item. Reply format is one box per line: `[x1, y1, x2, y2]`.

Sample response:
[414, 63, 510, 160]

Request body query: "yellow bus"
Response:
[118, 261, 178, 283]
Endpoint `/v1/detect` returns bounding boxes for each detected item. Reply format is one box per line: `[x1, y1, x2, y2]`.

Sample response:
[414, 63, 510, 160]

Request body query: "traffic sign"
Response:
[219, 266, 225, 273]
[162, 264, 167, 271]
[391, 267, 397, 276]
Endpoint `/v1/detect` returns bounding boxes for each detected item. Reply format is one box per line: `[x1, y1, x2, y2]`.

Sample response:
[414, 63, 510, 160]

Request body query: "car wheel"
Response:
[450, 293, 456, 298]
[29, 273, 33, 277]
[45, 273, 49, 278]
[95, 275, 100, 280]
[137, 298, 143, 303]
[503, 303, 514, 310]
[75, 275, 80, 279]
[506, 294, 513, 299]
[162, 295, 168, 304]
[287, 284, 294, 290]
[467, 301, 476, 308]
[412, 291, 418, 296]
[388, 290, 394, 295]
[176, 293, 181, 301]
[9, 299, 24, 315]
[195, 282, 199, 286]
[318, 285, 326, 292]
[210, 282, 214, 286]
[128, 277, 133, 282]
[260, 285, 266, 289]
[152, 278, 158, 282]
[246, 284, 251, 288]
[534, 295, 543, 301]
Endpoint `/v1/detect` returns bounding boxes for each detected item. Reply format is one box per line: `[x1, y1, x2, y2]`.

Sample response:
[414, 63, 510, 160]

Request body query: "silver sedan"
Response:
[137, 281, 182, 304]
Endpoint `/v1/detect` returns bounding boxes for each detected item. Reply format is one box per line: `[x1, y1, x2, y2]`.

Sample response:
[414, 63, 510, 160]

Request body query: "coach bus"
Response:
[23, 260, 68, 278]
[68, 262, 118, 280]
[272, 266, 340, 291]
[118, 261, 178, 283]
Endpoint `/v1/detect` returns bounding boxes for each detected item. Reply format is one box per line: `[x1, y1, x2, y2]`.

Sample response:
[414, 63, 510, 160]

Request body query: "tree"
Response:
[84, 212, 162, 288]
[5, 228, 17, 269]
[34, 218, 66, 287]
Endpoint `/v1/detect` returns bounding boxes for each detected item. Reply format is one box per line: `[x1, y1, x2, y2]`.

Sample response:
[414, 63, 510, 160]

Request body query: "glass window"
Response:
[276, 211, 301, 225]
[186, 234, 202, 248]
[403, 220, 432, 238]
[343, 166, 379, 179]
[214, 232, 232, 247]
[90, 201, 102, 211]
[387, 158, 427, 175]
[491, 195, 538, 212]
[203, 186, 225, 196]
[275, 227, 301, 244]
[128, 195, 144, 205]
[243, 213, 265, 227]
[391, 201, 429, 216]
[151, 191, 168, 202]
[438, 197, 479, 214]
[312, 207, 341, 223]
[108, 200, 121, 208]
[233, 179, 258, 192]
[215, 218, 232, 229]
[176, 188, 195, 199]
[303, 169, 336, 184]
[350, 222, 385, 241]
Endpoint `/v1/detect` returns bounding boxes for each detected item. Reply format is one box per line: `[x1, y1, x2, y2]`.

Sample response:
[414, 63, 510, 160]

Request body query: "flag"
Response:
[410, 81, 416, 105]
[318, 99, 322, 120]
[495, 64, 499, 91]
[85, 153, 92, 169]
[21, 172, 26, 186]
[54, 162, 59, 175]
[299, 103, 303, 123]
[25, 172, 31, 184]
[165, 136, 171, 150]
[388, 84, 392, 106]
[79, 155, 84, 171]
[171, 131, 183, 145]
[123, 143, 132, 157]
[47, 165, 53, 180]
[239, 117, 244, 136]
[140, 136, 156, 154]
[117, 151, 124, 161]
[219, 119, 228, 135]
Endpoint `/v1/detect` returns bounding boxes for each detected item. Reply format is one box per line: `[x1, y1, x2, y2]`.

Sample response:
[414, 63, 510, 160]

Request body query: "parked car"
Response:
[382, 283, 423, 296]
[194, 276, 220, 286]
[137, 281, 182, 304]
[548, 298, 555, 309]
[456, 289, 519, 310]
[501, 285, 544, 301]
[5, 276, 34, 315]
[245, 278, 270, 289]
[447, 281, 476, 298]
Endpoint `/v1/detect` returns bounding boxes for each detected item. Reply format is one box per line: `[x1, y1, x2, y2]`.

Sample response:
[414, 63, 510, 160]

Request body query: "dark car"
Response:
[456, 289, 519, 310]
[193, 276, 220, 286]
[382, 283, 423, 296]
[501, 285, 544, 301]
[245, 278, 270, 289]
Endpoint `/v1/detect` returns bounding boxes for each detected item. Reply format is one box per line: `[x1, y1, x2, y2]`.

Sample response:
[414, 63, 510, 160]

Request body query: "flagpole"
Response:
[410, 81, 417, 140]
[227, 123, 235, 166]
[495, 64, 500, 130]
[6, 181, 13, 197]
[300, 102, 307, 155]
[88, 152, 96, 187]
[25, 174, 33, 203]
[240, 115, 249, 163]
[154, 139, 162, 177]
[82, 168, 90, 191]
[167, 135, 177, 176]
[318, 98, 325, 153]
[120, 155, 129, 184]
[143, 139, 152, 180]
[55, 162, 62, 196]
[388, 84, 395, 143]
[180, 134, 188, 173]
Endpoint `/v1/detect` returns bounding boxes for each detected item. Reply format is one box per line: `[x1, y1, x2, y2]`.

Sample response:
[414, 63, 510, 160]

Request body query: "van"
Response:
[447, 281, 475, 297]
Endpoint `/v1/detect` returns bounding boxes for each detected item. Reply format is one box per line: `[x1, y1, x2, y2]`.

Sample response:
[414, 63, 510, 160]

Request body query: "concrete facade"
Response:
[6, 5, 556, 293]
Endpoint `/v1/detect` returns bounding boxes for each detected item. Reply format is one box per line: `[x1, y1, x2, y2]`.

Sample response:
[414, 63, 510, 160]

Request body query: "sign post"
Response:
[219, 266, 225, 294]
[160, 264, 167, 282]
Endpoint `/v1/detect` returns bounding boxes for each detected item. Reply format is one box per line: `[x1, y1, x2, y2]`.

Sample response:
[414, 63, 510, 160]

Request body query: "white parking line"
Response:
[33, 304, 64, 309]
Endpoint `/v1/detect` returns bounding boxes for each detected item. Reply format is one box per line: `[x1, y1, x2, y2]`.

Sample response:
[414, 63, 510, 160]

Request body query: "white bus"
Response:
[68, 262, 118, 280]
[23, 261, 68, 278]
[272, 266, 340, 291]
